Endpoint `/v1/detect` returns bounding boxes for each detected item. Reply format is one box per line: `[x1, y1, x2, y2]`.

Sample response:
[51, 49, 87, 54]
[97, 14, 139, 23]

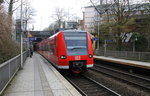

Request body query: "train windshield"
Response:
[63, 32, 88, 56]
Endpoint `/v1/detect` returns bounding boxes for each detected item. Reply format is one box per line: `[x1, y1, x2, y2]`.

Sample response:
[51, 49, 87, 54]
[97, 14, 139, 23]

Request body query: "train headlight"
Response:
[88, 54, 93, 58]
[60, 55, 67, 59]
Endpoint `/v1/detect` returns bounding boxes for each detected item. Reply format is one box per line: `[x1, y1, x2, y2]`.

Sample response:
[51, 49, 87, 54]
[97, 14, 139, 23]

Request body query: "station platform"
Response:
[3, 53, 81, 96]
[94, 56, 150, 70]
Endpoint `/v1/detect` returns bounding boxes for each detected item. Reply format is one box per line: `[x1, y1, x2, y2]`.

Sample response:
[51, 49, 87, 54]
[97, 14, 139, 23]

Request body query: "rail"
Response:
[0, 51, 28, 95]
[95, 50, 150, 62]
[93, 64, 150, 90]
[66, 74, 121, 96]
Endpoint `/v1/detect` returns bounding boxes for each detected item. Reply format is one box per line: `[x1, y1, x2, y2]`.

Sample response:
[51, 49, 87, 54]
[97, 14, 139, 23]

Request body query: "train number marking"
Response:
[75, 56, 80, 60]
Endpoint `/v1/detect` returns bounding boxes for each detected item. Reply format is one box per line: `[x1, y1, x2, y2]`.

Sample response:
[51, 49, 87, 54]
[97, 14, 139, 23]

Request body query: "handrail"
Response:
[0, 51, 29, 95]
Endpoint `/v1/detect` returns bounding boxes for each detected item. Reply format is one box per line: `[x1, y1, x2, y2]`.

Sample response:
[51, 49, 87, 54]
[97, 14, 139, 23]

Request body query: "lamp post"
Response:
[96, 0, 103, 51]
[104, 40, 107, 56]
[20, 0, 23, 69]
[133, 37, 137, 52]
[97, 22, 100, 50]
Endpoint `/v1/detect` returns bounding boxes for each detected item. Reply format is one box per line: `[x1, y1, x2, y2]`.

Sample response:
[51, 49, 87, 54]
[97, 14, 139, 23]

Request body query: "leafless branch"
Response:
[12, 0, 19, 4]
[12, 4, 20, 12]
[4, 0, 9, 4]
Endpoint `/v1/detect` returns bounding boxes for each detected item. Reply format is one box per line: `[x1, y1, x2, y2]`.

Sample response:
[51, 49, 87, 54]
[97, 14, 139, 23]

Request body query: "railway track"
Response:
[66, 75, 121, 96]
[92, 64, 150, 91]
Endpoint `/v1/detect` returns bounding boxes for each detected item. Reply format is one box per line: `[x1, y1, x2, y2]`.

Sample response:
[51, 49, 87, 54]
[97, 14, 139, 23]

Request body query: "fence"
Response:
[0, 51, 28, 95]
[95, 50, 150, 62]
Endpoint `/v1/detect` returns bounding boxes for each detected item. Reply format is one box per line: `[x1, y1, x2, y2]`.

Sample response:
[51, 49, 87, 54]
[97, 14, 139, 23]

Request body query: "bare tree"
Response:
[8, 0, 14, 17]
[0, 6, 20, 63]
[4, 0, 35, 29]
[0, 0, 3, 4]
[23, 1, 35, 30]
[4, 0, 20, 18]
[51, 7, 66, 29]
[90, 0, 132, 50]
[104, 0, 133, 50]
[90, 0, 150, 51]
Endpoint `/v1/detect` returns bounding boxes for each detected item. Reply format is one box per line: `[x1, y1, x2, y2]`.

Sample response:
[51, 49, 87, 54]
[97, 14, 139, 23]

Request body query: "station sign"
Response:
[92, 38, 99, 41]
[29, 37, 37, 41]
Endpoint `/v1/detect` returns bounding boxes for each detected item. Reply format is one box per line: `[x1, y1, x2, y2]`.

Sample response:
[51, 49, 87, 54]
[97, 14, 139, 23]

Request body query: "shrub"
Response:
[0, 6, 20, 64]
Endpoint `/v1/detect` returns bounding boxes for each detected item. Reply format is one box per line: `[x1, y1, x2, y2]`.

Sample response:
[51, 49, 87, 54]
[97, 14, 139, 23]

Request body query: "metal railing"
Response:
[95, 50, 150, 62]
[0, 51, 28, 95]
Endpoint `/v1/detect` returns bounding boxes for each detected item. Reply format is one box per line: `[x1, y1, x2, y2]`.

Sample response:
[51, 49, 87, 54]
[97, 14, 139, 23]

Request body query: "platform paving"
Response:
[3, 53, 81, 96]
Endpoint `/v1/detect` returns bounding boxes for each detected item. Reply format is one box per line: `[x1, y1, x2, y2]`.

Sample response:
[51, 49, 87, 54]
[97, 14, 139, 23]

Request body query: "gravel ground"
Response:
[84, 69, 150, 96]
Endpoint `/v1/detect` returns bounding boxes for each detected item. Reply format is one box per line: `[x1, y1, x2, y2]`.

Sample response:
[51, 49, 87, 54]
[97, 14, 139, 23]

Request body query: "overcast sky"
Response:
[30, 0, 90, 30]
[29, 0, 146, 30]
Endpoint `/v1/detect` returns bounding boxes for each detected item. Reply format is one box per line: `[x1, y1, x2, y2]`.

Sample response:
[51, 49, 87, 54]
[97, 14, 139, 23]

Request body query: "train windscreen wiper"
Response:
[67, 46, 86, 50]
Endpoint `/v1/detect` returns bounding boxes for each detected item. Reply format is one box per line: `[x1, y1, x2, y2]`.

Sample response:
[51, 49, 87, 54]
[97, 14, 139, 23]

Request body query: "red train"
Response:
[36, 30, 94, 74]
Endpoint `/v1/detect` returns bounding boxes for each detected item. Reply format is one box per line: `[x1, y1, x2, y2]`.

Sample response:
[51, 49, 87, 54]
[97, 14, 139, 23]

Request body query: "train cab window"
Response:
[63, 32, 88, 56]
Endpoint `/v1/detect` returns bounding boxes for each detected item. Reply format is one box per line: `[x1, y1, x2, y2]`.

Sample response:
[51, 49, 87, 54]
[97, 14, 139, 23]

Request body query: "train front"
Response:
[58, 31, 94, 74]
